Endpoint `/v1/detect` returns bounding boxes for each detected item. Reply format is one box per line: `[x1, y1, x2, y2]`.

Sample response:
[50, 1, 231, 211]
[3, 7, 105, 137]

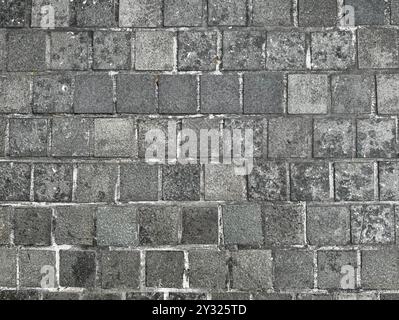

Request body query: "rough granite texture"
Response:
[0, 0, 398, 301]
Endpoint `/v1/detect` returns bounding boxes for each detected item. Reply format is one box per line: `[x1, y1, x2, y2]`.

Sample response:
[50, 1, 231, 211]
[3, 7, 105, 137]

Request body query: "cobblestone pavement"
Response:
[0, 0, 399, 300]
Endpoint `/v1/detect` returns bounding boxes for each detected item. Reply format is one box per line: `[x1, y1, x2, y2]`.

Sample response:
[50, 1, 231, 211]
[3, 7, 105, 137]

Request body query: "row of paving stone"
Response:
[2, 246, 399, 291]
[0, 204, 397, 247]
[2, 28, 399, 71]
[2, 0, 399, 28]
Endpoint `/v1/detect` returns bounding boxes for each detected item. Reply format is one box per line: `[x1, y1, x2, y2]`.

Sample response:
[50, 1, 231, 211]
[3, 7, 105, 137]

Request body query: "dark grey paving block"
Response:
[0, 75, 31, 114]
[0, 249, 17, 287]
[146, 251, 184, 288]
[0, 162, 31, 201]
[252, 0, 292, 26]
[59, 250, 96, 288]
[208, 0, 246, 26]
[298, 0, 337, 27]
[345, 0, 386, 25]
[119, 0, 162, 27]
[162, 164, 201, 201]
[31, 0, 71, 28]
[75, 0, 117, 27]
[164, 0, 203, 26]
[182, 206, 218, 245]
[0, 0, 26, 27]
[120, 163, 158, 201]
[19, 250, 56, 288]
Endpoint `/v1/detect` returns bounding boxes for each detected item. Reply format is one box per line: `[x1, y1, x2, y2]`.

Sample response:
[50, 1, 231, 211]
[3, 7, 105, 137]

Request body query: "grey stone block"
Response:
[169, 292, 207, 300]
[0, 118, 5, 156]
[117, 74, 157, 114]
[146, 251, 184, 288]
[345, 0, 386, 25]
[0, 290, 40, 300]
[311, 31, 356, 70]
[182, 206, 218, 245]
[288, 74, 329, 114]
[200, 75, 240, 114]
[31, 0, 71, 28]
[42, 292, 80, 300]
[94, 118, 137, 157]
[178, 31, 218, 71]
[223, 31, 266, 70]
[358, 28, 399, 69]
[19, 250, 56, 288]
[263, 204, 305, 247]
[138, 118, 169, 159]
[139, 206, 180, 246]
[252, 0, 292, 26]
[377, 74, 399, 114]
[307, 206, 350, 246]
[334, 162, 374, 201]
[75, 0, 116, 27]
[0, 30, 6, 71]
[243, 73, 284, 114]
[0, 249, 17, 287]
[0, 0, 26, 27]
[298, 0, 337, 27]
[331, 74, 374, 114]
[357, 118, 396, 158]
[135, 31, 174, 71]
[392, 0, 399, 24]
[208, 0, 246, 26]
[380, 162, 399, 201]
[0, 75, 31, 114]
[266, 32, 306, 70]
[159, 75, 198, 114]
[164, 0, 203, 26]
[54, 206, 95, 245]
[314, 118, 353, 158]
[100, 251, 140, 289]
[76, 163, 117, 203]
[14, 207, 52, 246]
[351, 205, 394, 245]
[93, 31, 131, 70]
[0, 207, 11, 244]
[189, 250, 228, 289]
[33, 74, 74, 114]
[51, 118, 93, 157]
[222, 204, 263, 246]
[34, 163, 73, 202]
[7, 30, 46, 71]
[50, 32, 90, 70]
[0, 162, 31, 201]
[74, 74, 113, 114]
[119, 0, 162, 27]
[163, 164, 200, 201]
[120, 163, 158, 201]
[59, 250, 96, 288]
[97, 206, 138, 247]
[9, 118, 48, 157]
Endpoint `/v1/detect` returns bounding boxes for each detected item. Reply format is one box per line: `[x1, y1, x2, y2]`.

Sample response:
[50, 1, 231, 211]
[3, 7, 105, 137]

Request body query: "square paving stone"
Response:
[223, 31, 266, 70]
[9, 118, 48, 157]
[298, 0, 337, 27]
[357, 118, 396, 158]
[345, 0, 386, 25]
[252, 0, 292, 26]
[222, 204, 263, 246]
[380, 162, 399, 201]
[0, 162, 31, 201]
[0, 249, 17, 287]
[97, 206, 138, 247]
[135, 31, 174, 71]
[314, 118, 353, 158]
[100, 251, 140, 289]
[351, 205, 394, 244]
[268, 117, 312, 158]
[59, 250, 96, 288]
[14, 207, 52, 246]
[290, 162, 330, 201]
[335, 162, 374, 201]
[7, 30, 46, 71]
[146, 251, 184, 288]
[164, 0, 203, 26]
[377, 74, 399, 114]
[33, 74, 74, 114]
[162, 164, 200, 201]
[159, 75, 198, 114]
[51, 118, 93, 157]
[0, 207, 11, 244]
[75, 0, 116, 27]
[266, 32, 306, 70]
[93, 31, 131, 70]
[243, 73, 284, 114]
[76, 163, 118, 203]
[31, 0, 71, 28]
[120, 163, 158, 201]
[34, 163, 73, 202]
[208, 0, 246, 26]
[288, 74, 329, 114]
[50, 32, 90, 70]
[189, 250, 228, 290]
[331, 74, 374, 114]
[119, 0, 162, 27]
[94, 118, 137, 157]
[306, 206, 350, 246]
[248, 160, 287, 201]
[0, 0, 26, 27]
[392, 0, 399, 24]
[117, 74, 157, 114]
[54, 206, 95, 246]
[19, 250, 56, 288]
[178, 31, 218, 71]
[358, 28, 399, 69]
[200, 75, 240, 114]
[182, 206, 218, 245]
[139, 206, 180, 246]
[263, 204, 305, 247]
[0, 75, 31, 114]
[311, 31, 356, 70]
[74, 74, 113, 114]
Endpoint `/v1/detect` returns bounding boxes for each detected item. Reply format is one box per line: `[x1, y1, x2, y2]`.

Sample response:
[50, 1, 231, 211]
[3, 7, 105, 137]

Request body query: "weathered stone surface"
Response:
[0, 163, 31, 201]
[19, 250, 56, 288]
[59, 250, 96, 288]
[182, 206, 218, 244]
[165, 0, 203, 26]
[31, 0, 71, 28]
[252, 0, 292, 26]
[120, 163, 158, 201]
[377, 74, 399, 114]
[208, 0, 246, 26]
[75, 0, 116, 27]
[163, 164, 201, 201]
[298, 0, 337, 27]
[0, 0, 26, 27]
[0, 207, 11, 245]
[345, 0, 386, 25]
[380, 162, 399, 201]
[0, 249, 17, 287]
[119, 0, 162, 27]
[0, 75, 31, 114]
[146, 251, 184, 288]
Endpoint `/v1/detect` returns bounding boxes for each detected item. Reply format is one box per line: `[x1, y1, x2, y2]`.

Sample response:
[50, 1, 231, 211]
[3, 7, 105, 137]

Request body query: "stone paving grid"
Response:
[1, 0, 399, 300]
